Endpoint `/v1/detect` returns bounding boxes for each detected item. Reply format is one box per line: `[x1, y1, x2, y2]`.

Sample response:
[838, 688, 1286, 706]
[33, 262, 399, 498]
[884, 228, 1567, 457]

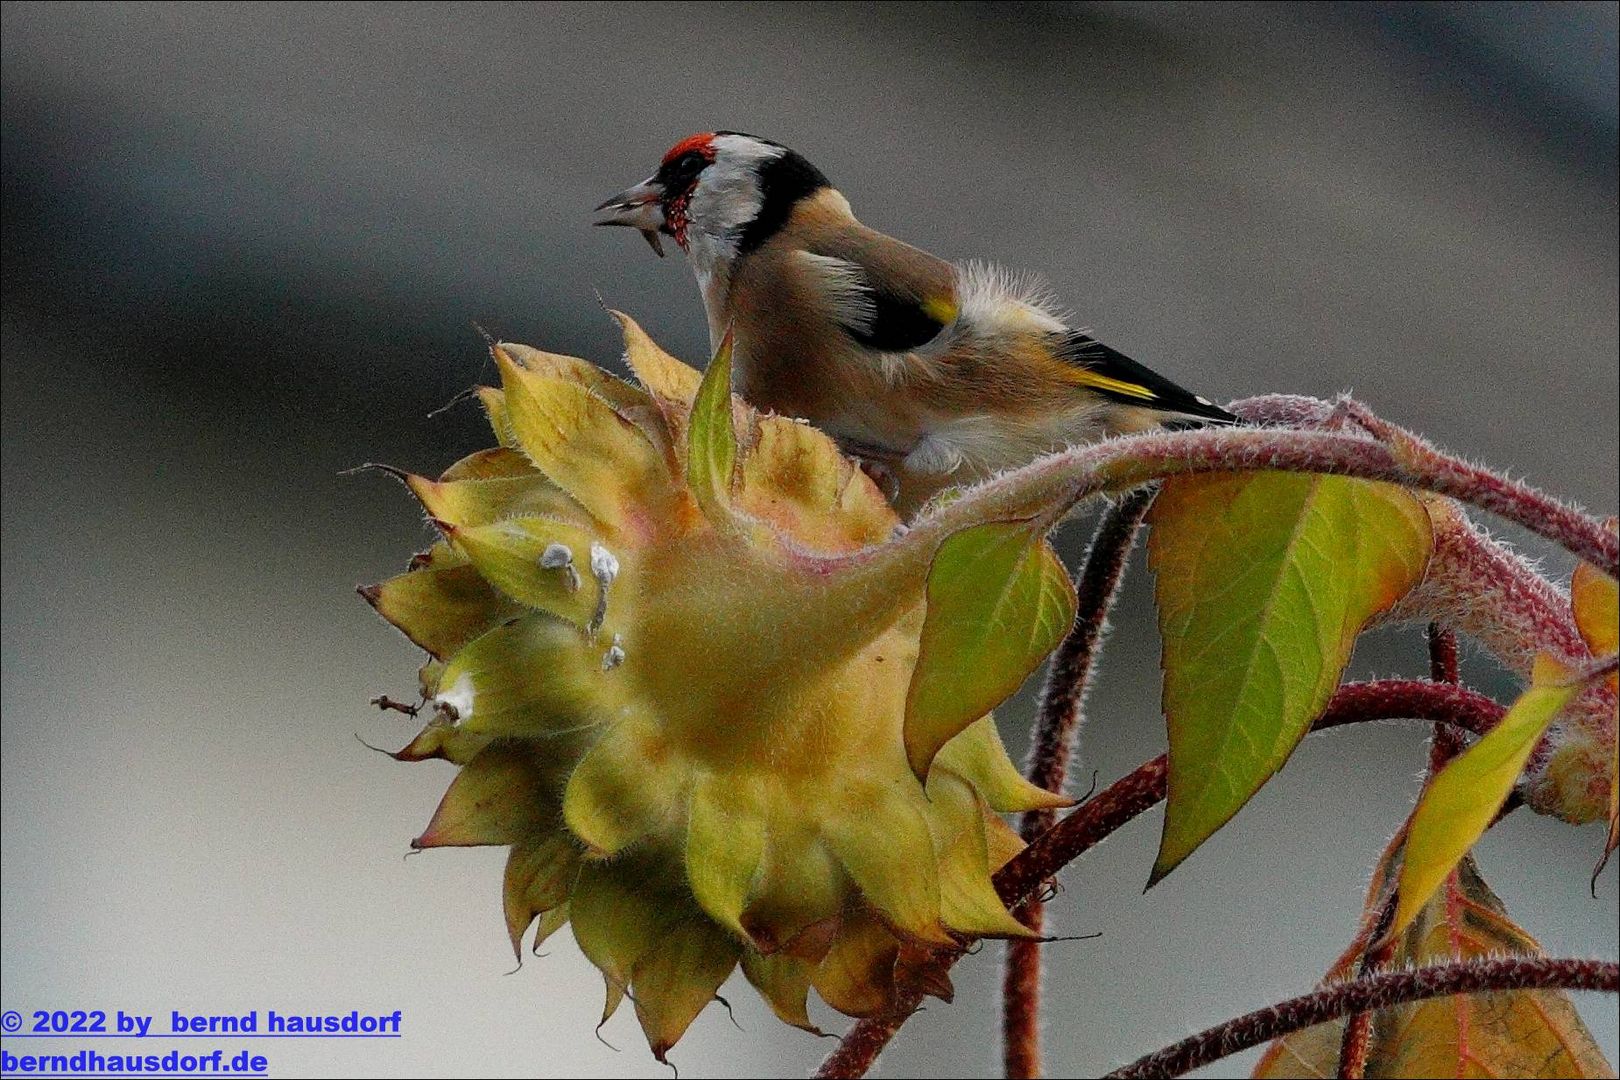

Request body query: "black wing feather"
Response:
[1060, 332, 1237, 424]
[841, 287, 946, 352]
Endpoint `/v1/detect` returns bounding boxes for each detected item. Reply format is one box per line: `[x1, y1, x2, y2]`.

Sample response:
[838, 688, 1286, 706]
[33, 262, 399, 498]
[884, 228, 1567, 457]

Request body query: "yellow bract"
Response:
[363, 316, 1066, 1058]
[1392, 655, 1583, 937]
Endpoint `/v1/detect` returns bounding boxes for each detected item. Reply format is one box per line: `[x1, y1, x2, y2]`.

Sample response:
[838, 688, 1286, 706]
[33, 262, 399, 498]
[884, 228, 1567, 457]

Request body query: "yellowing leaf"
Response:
[631, 918, 742, 1062]
[738, 413, 895, 552]
[1392, 658, 1581, 936]
[569, 855, 686, 1017]
[492, 345, 670, 538]
[685, 330, 738, 518]
[502, 835, 580, 958]
[906, 522, 1076, 779]
[1572, 561, 1618, 657]
[406, 470, 592, 530]
[562, 720, 683, 857]
[496, 340, 652, 419]
[740, 951, 820, 1033]
[811, 911, 899, 1018]
[1571, 556, 1618, 873]
[823, 781, 952, 946]
[436, 445, 535, 482]
[434, 613, 617, 739]
[1148, 473, 1432, 883]
[933, 715, 1073, 814]
[614, 311, 702, 406]
[924, 768, 1033, 939]
[738, 822, 846, 955]
[1254, 850, 1614, 1079]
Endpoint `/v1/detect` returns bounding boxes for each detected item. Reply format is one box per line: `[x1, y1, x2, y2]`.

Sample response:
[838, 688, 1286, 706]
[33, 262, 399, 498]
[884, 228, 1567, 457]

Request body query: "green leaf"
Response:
[360, 544, 522, 661]
[569, 854, 686, 1021]
[905, 521, 1076, 779]
[562, 719, 683, 857]
[1391, 656, 1582, 936]
[932, 715, 1073, 814]
[433, 613, 618, 739]
[685, 329, 738, 518]
[740, 951, 820, 1033]
[1148, 473, 1432, 884]
[501, 835, 580, 958]
[924, 768, 1034, 939]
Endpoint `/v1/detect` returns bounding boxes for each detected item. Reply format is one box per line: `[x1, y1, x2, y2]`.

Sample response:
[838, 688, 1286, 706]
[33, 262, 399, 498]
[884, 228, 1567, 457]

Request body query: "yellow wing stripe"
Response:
[1067, 369, 1158, 401]
[922, 296, 960, 325]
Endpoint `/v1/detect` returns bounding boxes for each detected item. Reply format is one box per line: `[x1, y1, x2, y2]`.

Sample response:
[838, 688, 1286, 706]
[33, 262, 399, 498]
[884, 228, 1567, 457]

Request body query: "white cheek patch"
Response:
[685, 135, 786, 267]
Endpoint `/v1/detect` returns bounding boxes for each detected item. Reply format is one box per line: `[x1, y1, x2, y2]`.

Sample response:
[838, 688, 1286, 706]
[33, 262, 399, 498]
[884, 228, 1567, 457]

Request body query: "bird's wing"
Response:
[799, 227, 959, 353]
[1056, 332, 1237, 424]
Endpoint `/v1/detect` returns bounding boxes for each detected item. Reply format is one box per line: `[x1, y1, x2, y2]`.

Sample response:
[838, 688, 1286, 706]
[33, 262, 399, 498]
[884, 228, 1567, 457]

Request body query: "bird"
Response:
[594, 131, 1236, 515]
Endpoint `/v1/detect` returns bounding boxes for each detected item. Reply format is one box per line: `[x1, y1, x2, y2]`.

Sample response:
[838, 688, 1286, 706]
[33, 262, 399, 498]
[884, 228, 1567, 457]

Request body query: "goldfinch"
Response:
[595, 131, 1236, 513]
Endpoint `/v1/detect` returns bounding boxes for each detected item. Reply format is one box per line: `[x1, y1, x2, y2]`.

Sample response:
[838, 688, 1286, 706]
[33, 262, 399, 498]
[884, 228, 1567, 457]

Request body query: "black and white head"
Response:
[594, 132, 830, 271]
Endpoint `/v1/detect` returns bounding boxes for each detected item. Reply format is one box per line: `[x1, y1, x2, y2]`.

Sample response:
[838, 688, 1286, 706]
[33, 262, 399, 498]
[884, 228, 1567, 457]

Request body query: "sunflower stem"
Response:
[1002, 487, 1157, 1079]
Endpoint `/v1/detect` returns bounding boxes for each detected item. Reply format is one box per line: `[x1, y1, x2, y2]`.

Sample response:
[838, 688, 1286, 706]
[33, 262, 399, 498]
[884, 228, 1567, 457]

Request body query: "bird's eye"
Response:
[662, 151, 706, 186]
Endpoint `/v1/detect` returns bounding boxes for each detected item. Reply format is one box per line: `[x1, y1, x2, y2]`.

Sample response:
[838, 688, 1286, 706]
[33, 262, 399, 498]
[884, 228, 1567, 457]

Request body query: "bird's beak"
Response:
[593, 178, 667, 257]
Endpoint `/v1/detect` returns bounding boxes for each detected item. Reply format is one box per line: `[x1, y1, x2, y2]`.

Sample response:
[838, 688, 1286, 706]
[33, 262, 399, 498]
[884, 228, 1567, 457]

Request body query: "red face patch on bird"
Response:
[661, 132, 717, 168]
[655, 134, 718, 250]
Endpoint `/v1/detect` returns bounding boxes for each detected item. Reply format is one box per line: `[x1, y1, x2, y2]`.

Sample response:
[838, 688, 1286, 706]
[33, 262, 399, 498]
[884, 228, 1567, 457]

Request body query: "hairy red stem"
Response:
[817, 680, 1507, 1078]
[1004, 488, 1157, 1079]
[881, 406, 1616, 583]
[1335, 892, 1397, 1080]
[1338, 624, 1465, 1078]
[1105, 957, 1618, 1079]
[1425, 623, 1464, 773]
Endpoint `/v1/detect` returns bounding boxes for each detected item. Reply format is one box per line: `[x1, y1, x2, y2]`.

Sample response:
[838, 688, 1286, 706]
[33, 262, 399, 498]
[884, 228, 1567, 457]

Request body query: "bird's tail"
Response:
[1057, 331, 1239, 425]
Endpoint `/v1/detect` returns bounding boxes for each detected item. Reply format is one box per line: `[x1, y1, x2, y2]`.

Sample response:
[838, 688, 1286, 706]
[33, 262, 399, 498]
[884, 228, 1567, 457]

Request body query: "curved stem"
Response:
[1004, 487, 1157, 1079]
[849, 411, 1616, 592]
[1105, 958, 1619, 1079]
[817, 680, 1508, 1078]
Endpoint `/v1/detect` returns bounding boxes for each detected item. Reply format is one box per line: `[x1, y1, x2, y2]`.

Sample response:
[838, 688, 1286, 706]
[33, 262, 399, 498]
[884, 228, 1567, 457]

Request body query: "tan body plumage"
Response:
[596, 132, 1233, 513]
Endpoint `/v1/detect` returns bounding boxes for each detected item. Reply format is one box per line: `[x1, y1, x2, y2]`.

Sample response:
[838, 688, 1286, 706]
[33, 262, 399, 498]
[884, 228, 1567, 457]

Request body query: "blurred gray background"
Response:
[2, 2, 1615, 1077]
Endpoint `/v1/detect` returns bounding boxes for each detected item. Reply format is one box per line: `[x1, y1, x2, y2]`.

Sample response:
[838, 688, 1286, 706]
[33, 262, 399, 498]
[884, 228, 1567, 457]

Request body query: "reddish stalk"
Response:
[1339, 624, 1465, 1077]
[1004, 487, 1157, 1079]
[817, 680, 1507, 1079]
[1104, 957, 1618, 1079]
[1425, 623, 1464, 772]
[1335, 893, 1397, 1080]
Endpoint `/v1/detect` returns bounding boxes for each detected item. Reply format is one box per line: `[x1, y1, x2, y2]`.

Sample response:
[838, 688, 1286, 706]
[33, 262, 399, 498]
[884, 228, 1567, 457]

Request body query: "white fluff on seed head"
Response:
[433, 673, 476, 724]
[589, 542, 619, 586]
